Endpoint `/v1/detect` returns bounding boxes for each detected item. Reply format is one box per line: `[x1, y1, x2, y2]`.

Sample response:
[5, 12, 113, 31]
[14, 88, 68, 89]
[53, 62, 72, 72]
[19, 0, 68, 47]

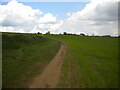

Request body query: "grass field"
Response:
[2, 32, 118, 88]
[46, 35, 118, 88]
[2, 33, 61, 88]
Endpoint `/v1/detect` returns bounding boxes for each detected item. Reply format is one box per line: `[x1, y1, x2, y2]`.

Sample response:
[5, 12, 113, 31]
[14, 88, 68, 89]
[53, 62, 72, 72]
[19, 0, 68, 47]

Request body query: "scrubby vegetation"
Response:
[2, 32, 61, 88]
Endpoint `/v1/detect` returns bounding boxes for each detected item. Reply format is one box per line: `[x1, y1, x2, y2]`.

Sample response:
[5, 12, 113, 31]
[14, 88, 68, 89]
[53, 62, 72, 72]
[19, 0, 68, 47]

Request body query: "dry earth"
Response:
[29, 42, 66, 88]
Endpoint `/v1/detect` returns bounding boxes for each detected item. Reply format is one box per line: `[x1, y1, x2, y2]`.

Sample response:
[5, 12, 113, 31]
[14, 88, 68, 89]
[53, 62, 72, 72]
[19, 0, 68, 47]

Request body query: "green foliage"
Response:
[2, 33, 61, 88]
[46, 35, 118, 88]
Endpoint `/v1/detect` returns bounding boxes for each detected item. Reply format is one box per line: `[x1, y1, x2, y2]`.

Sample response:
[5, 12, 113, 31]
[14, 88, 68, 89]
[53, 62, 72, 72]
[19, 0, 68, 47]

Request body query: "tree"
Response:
[102, 35, 111, 37]
[46, 31, 50, 34]
[80, 33, 86, 36]
[63, 32, 67, 35]
[37, 32, 42, 34]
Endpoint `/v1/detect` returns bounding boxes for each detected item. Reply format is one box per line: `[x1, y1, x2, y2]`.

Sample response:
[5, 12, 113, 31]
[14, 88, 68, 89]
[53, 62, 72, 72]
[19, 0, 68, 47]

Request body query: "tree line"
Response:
[36, 31, 113, 37]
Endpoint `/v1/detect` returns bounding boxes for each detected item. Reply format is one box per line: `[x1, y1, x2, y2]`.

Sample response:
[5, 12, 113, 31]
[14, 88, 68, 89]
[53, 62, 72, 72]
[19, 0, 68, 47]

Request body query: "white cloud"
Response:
[59, 1, 118, 36]
[30, 20, 63, 34]
[38, 13, 57, 23]
[0, 0, 42, 26]
[0, 0, 60, 33]
[0, 0, 118, 36]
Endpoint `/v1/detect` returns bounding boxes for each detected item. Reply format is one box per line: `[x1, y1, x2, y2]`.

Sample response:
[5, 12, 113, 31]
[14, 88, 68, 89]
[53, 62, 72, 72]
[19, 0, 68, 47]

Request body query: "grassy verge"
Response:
[2, 33, 61, 88]
[46, 35, 118, 88]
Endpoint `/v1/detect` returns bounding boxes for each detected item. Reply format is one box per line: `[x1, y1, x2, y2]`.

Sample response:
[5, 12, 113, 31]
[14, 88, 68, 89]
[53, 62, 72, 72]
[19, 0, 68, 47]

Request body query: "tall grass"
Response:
[3, 33, 61, 88]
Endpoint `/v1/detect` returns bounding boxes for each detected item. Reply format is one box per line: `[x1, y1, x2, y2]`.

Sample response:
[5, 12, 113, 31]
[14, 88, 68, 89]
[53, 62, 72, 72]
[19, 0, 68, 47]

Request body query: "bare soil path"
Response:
[29, 42, 66, 88]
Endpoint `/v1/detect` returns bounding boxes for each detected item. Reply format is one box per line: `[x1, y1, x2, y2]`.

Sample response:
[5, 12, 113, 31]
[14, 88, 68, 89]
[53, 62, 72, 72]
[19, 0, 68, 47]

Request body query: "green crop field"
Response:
[2, 32, 119, 88]
[45, 35, 118, 88]
[2, 33, 61, 88]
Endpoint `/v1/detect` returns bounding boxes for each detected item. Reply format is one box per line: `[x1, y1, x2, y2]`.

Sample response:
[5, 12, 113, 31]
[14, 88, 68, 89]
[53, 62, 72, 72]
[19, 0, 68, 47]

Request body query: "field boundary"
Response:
[29, 42, 67, 88]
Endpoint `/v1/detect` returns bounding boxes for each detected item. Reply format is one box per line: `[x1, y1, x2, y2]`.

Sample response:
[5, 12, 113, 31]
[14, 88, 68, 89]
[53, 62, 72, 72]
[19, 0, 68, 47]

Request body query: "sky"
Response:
[0, 0, 119, 36]
[21, 2, 89, 20]
[1, 2, 89, 20]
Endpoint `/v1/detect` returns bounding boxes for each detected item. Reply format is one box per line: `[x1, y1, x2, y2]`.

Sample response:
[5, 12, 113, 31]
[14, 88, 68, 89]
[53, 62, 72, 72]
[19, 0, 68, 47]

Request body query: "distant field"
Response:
[2, 33, 61, 88]
[46, 35, 118, 88]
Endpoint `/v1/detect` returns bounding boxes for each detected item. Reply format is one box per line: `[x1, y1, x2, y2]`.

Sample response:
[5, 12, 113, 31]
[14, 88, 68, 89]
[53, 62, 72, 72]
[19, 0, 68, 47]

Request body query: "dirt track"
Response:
[29, 42, 66, 88]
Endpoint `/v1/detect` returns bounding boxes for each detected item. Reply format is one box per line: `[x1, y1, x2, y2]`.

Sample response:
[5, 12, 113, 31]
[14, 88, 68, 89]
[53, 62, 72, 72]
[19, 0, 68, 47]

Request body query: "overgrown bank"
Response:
[2, 33, 61, 88]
